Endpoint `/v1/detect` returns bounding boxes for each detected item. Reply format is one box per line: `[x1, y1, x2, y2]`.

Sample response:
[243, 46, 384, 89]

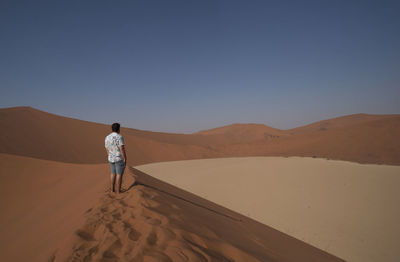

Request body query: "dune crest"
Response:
[1, 106, 399, 165]
[195, 123, 285, 142]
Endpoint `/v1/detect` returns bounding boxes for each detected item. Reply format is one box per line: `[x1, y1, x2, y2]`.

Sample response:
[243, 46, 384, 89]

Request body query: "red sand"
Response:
[1, 106, 399, 165]
[0, 154, 344, 262]
[0, 106, 398, 261]
[54, 166, 343, 262]
[0, 154, 109, 262]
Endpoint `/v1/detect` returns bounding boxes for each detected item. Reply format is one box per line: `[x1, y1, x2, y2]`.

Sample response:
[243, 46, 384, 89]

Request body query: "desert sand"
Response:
[0, 153, 109, 262]
[53, 166, 342, 262]
[1, 106, 399, 261]
[136, 157, 400, 262]
[1, 106, 399, 165]
[0, 153, 342, 262]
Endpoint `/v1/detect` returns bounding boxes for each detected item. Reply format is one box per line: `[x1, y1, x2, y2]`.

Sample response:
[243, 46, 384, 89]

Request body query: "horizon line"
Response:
[1, 105, 399, 134]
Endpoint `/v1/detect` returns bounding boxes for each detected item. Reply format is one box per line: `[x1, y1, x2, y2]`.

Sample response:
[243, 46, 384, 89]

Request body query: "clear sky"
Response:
[1, 0, 399, 133]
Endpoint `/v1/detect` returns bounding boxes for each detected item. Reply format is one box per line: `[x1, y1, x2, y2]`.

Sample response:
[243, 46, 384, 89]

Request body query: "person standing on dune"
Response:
[105, 123, 127, 194]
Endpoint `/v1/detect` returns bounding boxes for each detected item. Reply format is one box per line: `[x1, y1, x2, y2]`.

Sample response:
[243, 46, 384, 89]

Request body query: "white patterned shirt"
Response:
[105, 132, 125, 163]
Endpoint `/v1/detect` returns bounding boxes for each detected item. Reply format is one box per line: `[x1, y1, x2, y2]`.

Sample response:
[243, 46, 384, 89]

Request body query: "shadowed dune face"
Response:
[0, 107, 110, 164]
[53, 167, 343, 262]
[0, 107, 222, 165]
[1, 106, 399, 165]
[136, 157, 400, 262]
[0, 154, 109, 262]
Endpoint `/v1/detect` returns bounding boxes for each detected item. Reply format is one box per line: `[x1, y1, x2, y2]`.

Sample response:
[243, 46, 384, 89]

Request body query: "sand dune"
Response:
[286, 113, 395, 134]
[0, 154, 342, 262]
[196, 123, 285, 142]
[1, 106, 399, 261]
[0, 106, 222, 165]
[136, 157, 400, 262]
[0, 154, 109, 262]
[209, 115, 400, 165]
[53, 167, 343, 262]
[1, 106, 399, 165]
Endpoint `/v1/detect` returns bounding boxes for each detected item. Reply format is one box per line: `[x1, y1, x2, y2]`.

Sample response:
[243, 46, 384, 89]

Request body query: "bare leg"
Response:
[110, 173, 116, 192]
[115, 174, 122, 194]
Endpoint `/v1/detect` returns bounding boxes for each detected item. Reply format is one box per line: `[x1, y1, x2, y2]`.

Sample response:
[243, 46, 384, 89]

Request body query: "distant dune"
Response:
[196, 123, 285, 142]
[0, 106, 222, 164]
[286, 113, 395, 134]
[137, 157, 400, 262]
[1, 106, 399, 165]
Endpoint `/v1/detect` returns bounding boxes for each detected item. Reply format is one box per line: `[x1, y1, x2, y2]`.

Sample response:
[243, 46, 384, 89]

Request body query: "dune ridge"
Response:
[1, 106, 399, 165]
[53, 167, 344, 262]
[195, 123, 285, 142]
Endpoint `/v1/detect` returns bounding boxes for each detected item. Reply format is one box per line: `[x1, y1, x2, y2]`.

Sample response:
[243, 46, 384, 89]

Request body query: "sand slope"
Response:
[0, 154, 109, 262]
[53, 167, 343, 262]
[0, 106, 225, 165]
[0, 154, 343, 262]
[1, 106, 399, 165]
[286, 113, 393, 134]
[196, 123, 285, 142]
[136, 157, 400, 262]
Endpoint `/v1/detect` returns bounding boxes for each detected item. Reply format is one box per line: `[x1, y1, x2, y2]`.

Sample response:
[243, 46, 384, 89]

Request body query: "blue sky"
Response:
[1, 0, 399, 133]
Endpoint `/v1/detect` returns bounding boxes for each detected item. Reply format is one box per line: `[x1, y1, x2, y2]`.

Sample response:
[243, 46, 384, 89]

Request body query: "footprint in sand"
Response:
[75, 229, 94, 241]
[146, 231, 157, 246]
[106, 223, 119, 237]
[102, 239, 122, 260]
[111, 212, 121, 221]
[81, 245, 99, 262]
[102, 250, 117, 259]
[128, 228, 141, 241]
[122, 221, 132, 230]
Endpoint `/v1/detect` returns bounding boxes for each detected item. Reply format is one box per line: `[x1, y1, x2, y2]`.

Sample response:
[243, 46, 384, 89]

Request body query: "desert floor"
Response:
[136, 157, 400, 262]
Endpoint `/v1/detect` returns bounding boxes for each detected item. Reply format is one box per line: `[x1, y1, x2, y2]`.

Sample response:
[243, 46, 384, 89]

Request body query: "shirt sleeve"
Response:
[119, 136, 125, 146]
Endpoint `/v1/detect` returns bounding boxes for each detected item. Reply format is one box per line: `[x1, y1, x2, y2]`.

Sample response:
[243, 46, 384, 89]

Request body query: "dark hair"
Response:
[111, 123, 120, 133]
